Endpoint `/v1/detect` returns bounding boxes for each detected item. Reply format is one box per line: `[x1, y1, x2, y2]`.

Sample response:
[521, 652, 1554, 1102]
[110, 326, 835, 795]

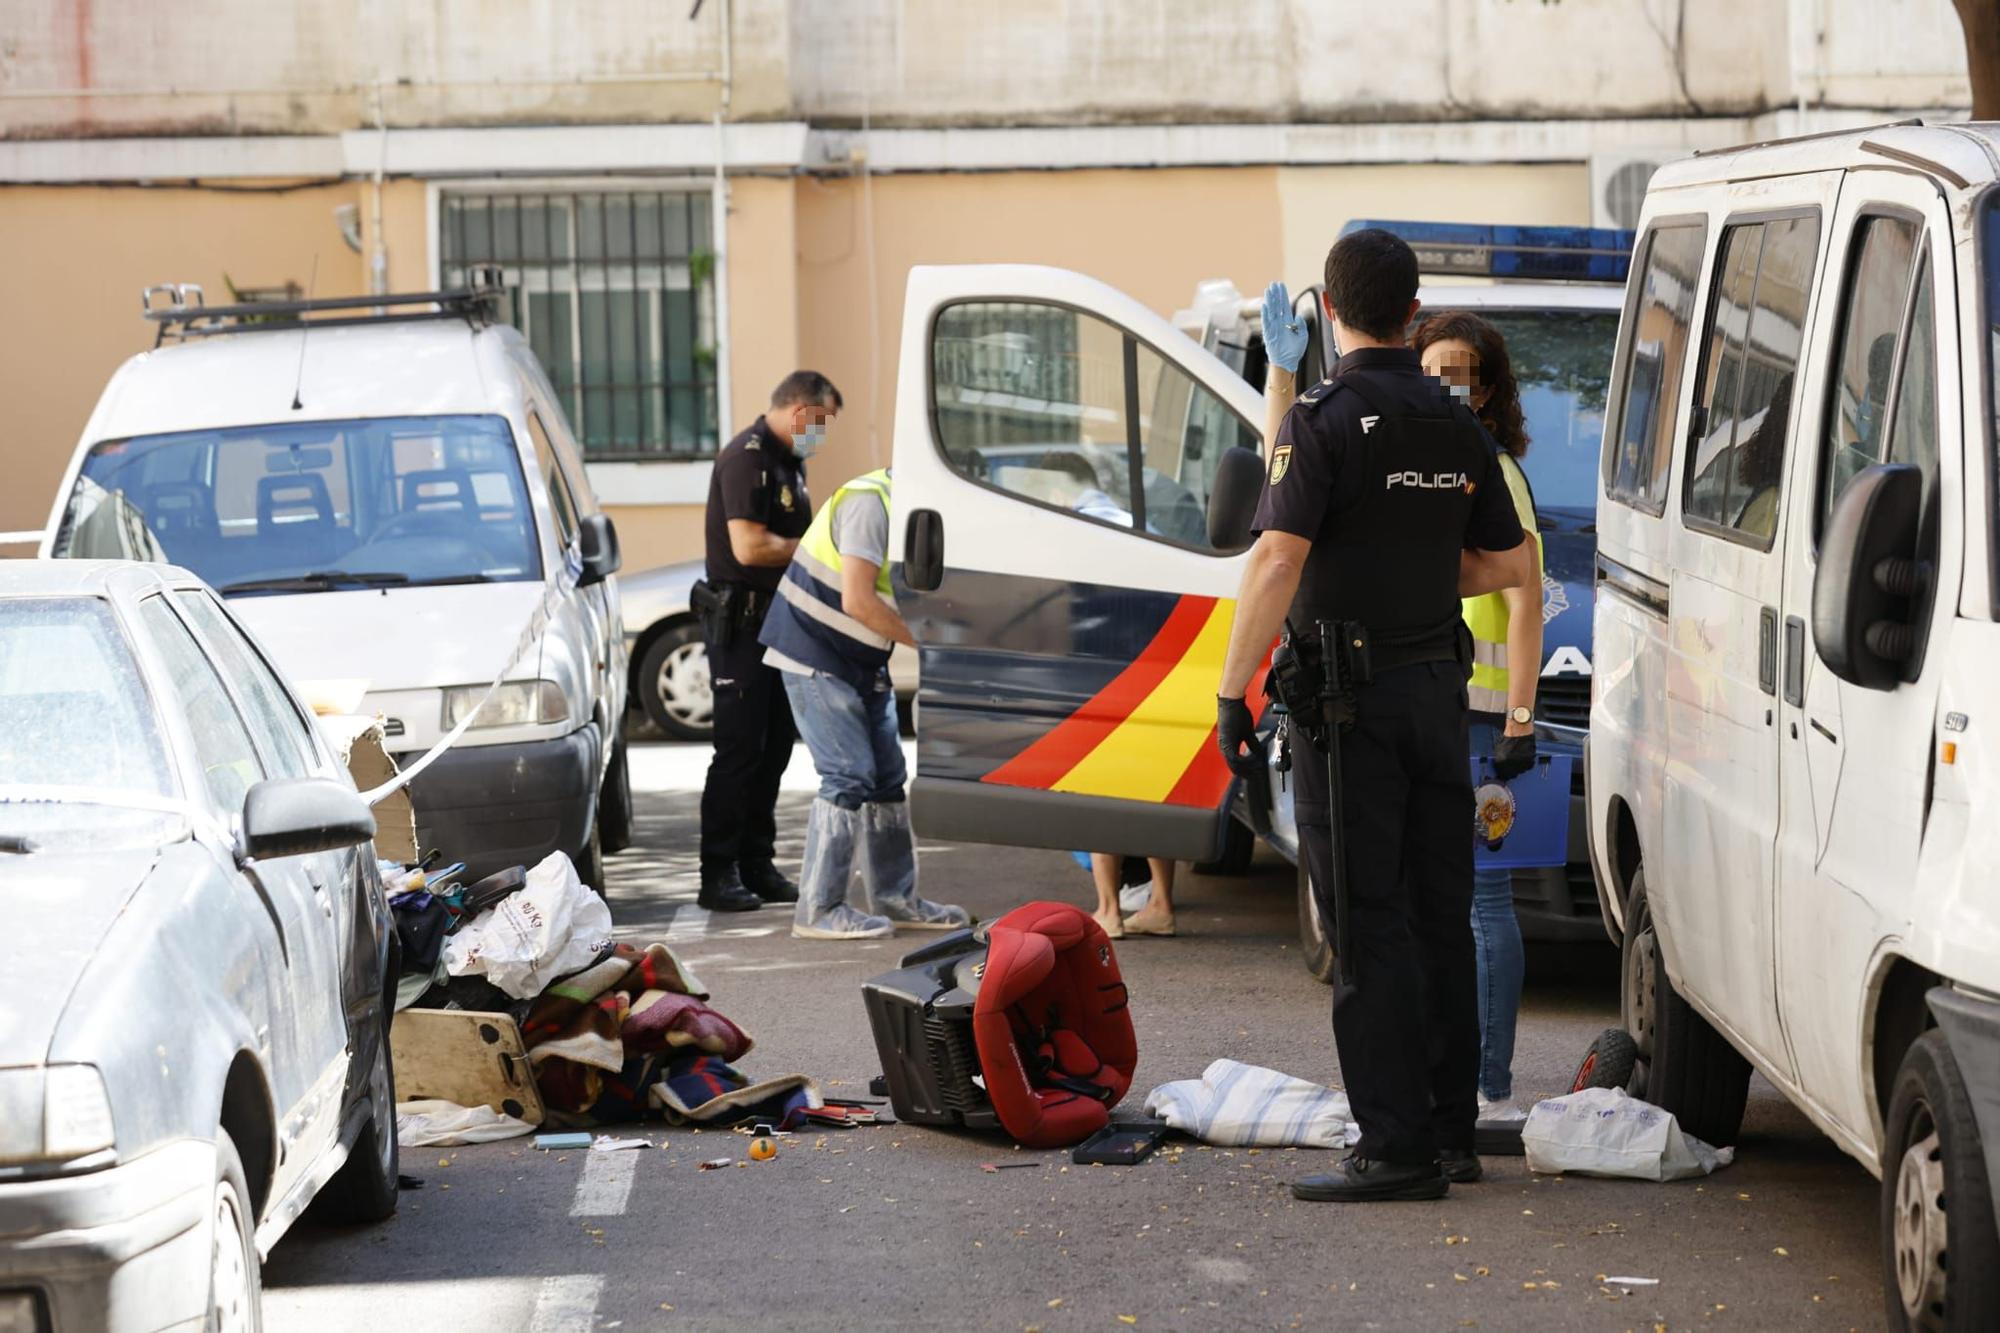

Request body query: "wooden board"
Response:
[391, 1010, 545, 1126]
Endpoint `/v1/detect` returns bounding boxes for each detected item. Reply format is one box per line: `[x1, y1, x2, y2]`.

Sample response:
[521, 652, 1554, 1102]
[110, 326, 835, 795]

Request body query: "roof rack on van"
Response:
[1340, 220, 1635, 284]
[141, 264, 508, 347]
[1689, 116, 1925, 159]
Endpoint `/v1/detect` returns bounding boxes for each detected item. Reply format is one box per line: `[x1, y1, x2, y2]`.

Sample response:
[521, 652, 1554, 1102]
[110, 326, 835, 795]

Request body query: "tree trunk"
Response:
[1954, 0, 2000, 119]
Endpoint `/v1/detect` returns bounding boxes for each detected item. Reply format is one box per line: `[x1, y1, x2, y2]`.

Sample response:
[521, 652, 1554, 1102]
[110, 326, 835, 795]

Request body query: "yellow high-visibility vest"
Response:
[1462, 452, 1543, 715]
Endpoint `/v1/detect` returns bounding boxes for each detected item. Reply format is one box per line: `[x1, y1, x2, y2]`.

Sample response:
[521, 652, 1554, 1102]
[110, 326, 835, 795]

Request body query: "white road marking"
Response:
[528, 1274, 606, 1333]
[665, 904, 711, 942]
[570, 1146, 639, 1217]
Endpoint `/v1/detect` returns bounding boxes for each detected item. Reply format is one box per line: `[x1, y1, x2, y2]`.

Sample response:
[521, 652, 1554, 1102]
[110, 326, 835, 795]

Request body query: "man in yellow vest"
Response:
[758, 467, 969, 939]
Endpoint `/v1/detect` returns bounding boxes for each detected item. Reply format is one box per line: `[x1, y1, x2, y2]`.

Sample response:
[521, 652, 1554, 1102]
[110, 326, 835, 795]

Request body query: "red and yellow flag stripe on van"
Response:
[982, 594, 1269, 809]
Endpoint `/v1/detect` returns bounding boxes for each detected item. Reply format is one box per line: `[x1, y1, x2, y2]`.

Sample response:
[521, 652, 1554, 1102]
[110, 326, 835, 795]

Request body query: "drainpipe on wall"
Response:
[710, 0, 734, 442]
[370, 80, 389, 296]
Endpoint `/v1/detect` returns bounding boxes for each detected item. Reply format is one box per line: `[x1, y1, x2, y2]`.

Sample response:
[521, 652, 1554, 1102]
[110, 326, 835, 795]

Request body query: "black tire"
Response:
[1297, 853, 1337, 985]
[637, 621, 713, 742]
[1195, 814, 1256, 877]
[599, 737, 634, 855]
[1882, 1030, 2000, 1330]
[575, 814, 606, 899]
[1569, 1027, 1639, 1094]
[314, 1005, 400, 1225]
[1627, 868, 1752, 1146]
[207, 1131, 264, 1332]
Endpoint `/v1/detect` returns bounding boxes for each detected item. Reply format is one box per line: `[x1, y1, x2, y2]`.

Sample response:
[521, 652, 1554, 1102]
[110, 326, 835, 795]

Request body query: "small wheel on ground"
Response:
[1881, 1029, 2000, 1330]
[1195, 813, 1256, 877]
[599, 737, 634, 855]
[638, 621, 714, 742]
[312, 1001, 400, 1225]
[208, 1131, 263, 1333]
[1569, 1027, 1639, 1093]
[1628, 868, 1751, 1146]
[1297, 854, 1337, 985]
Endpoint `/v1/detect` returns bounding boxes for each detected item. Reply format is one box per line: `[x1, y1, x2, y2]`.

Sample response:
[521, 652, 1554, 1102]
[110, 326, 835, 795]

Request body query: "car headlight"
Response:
[441, 680, 569, 730]
[0, 1065, 115, 1166]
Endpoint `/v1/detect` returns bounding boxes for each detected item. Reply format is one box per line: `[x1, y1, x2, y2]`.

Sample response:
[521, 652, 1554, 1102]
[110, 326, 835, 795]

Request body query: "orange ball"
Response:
[747, 1136, 777, 1162]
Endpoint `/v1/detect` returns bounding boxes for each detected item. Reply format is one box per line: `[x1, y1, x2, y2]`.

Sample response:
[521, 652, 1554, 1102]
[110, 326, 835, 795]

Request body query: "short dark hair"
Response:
[771, 370, 843, 411]
[1323, 229, 1419, 343]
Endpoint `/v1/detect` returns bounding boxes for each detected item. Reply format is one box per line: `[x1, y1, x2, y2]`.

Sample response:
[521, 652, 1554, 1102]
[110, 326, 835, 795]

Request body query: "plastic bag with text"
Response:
[441, 851, 614, 1000]
[1522, 1086, 1734, 1181]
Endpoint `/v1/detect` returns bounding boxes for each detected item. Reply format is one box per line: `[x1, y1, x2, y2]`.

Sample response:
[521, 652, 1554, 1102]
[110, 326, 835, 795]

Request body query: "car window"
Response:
[0, 596, 173, 796]
[1683, 214, 1820, 547]
[1471, 310, 1618, 513]
[1820, 215, 1922, 529]
[138, 597, 265, 813]
[932, 300, 1257, 550]
[1886, 267, 1939, 495]
[528, 411, 580, 549]
[173, 590, 319, 780]
[1606, 221, 1706, 513]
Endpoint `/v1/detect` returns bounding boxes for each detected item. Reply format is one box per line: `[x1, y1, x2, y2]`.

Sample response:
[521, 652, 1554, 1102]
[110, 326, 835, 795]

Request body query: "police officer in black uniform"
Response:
[696, 371, 841, 912]
[1215, 230, 1535, 1201]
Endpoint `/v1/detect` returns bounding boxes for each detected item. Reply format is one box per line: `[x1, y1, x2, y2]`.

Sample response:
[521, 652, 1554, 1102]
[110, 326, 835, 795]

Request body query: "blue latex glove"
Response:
[1261, 280, 1307, 375]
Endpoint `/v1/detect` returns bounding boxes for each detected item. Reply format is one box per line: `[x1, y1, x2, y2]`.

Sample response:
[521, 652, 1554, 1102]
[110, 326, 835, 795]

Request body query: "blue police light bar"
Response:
[1341, 220, 1637, 284]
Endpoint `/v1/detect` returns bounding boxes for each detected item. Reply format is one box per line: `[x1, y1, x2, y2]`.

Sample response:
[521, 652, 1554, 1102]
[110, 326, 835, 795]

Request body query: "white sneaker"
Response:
[1477, 1096, 1530, 1122]
[877, 896, 972, 930]
[792, 903, 896, 940]
[1118, 880, 1154, 915]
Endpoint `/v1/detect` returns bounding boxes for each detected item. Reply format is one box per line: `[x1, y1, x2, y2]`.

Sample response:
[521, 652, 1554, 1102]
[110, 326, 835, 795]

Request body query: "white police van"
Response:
[878, 223, 1627, 978]
[1585, 120, 2000, 1325]
[44, 276, 630, 888]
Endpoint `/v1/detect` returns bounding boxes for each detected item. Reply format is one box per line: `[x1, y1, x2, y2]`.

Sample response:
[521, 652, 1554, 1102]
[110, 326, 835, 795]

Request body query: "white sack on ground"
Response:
[1143, 1058, 1352, 1148]
[1522, 1085, 1734, 1181]
[441, 851, 614, 1000]
[395, 1098, 534, 1147]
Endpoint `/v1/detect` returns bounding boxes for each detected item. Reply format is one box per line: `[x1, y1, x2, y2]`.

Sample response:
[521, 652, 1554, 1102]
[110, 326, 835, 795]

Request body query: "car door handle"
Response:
[1783, 615, 1806, 708]
[905, 508, 944, 592]
[1758, 606, 1778, 697]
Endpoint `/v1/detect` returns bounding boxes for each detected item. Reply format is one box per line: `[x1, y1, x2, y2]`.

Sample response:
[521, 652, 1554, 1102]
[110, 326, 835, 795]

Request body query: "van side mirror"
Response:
[241, 778, 376, 862]
[1812, 463, 1925, 690]
[577, 513, 622, 586]
[1207, 447, 1265, 552]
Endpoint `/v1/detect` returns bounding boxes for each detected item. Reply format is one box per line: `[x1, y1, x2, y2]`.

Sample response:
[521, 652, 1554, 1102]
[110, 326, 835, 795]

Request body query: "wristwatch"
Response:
[1508, 705, 1534, 727]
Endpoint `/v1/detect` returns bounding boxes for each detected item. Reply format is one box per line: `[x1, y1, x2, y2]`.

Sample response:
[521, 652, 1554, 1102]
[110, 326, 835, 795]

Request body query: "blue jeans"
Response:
[1469, 718, 1523, 1102]
[782, 669, 905, 808]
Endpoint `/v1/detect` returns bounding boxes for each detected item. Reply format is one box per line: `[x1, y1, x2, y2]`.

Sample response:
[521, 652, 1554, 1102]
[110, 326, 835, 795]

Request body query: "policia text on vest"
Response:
[1215, 229, 1534, 1204]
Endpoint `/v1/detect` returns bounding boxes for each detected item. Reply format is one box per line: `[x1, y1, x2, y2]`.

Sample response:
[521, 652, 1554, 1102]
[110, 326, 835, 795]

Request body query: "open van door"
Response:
[889, 265, 1269, 862]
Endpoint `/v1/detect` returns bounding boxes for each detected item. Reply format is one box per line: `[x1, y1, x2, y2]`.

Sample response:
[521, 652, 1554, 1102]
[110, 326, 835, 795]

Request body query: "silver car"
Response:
[622, 559, 917, 742]
[0, 561, 397, 1332]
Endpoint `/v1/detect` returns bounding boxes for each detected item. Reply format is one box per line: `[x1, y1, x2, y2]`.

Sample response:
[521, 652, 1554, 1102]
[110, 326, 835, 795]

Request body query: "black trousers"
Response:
[1294, 661, 1477, 1165]
[698, 628, 796, 871]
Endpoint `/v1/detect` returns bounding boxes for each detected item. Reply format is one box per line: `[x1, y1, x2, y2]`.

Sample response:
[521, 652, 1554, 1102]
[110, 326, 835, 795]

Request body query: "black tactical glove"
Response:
[1216, 695, 1263, 780]
[1493, 730, 1537, 781]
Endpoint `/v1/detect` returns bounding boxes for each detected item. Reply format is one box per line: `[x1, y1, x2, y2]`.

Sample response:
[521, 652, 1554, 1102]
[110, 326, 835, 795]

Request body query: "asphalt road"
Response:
[264, 740, 1885, 1331]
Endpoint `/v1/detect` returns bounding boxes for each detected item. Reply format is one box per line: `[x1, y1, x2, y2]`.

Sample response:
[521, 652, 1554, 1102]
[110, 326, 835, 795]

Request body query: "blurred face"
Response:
[787, 403, 836, 457]
[1422, 337, 1491, 411]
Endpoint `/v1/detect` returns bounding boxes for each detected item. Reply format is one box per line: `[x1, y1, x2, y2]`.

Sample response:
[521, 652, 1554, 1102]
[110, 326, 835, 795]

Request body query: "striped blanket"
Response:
[1142, 1059, 1354, 1148]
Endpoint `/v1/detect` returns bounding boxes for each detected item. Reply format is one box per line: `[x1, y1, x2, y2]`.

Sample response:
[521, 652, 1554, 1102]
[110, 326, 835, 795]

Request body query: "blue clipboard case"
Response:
[1470, 753, 1572, 870]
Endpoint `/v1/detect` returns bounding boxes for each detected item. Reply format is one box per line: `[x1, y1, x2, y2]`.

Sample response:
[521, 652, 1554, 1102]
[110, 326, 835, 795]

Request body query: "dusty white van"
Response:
[1586, 120, 2000, 1325]
[44, 279, 630, 886]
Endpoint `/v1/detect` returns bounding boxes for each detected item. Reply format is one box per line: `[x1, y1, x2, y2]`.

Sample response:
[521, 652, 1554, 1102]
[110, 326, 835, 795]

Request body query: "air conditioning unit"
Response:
[1589, 153, 1670, 231]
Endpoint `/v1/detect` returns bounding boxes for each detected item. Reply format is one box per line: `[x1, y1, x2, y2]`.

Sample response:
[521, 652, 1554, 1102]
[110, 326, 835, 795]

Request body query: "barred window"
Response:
[440, 190, 720, 460]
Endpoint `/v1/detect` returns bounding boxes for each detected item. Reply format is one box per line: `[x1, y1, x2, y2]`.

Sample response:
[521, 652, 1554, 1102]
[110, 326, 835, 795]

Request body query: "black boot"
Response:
[697, 863, 763, 913]
[739, 860, 800, 904]
[1292, 1154, 1448, 1202]
[1439, 1148, 1483, 1184]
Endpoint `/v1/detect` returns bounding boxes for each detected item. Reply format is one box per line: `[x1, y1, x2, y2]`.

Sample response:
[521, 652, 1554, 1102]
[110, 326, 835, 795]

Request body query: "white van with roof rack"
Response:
[43, 275, 631, 888]
[1586, 119, 2000, 1325]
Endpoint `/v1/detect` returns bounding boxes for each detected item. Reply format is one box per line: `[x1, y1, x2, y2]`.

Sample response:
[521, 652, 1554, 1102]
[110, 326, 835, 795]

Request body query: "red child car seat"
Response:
[971, 901, 1137, 1148]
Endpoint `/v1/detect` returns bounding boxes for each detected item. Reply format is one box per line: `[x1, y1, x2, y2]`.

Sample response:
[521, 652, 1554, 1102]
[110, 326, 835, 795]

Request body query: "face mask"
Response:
[794, 422, 827, 458]
[1445, 381, 1474, 404]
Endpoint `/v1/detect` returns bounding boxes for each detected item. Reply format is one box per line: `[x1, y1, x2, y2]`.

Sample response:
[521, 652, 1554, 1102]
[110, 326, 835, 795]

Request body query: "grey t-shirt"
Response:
[831, 490, 889, 568]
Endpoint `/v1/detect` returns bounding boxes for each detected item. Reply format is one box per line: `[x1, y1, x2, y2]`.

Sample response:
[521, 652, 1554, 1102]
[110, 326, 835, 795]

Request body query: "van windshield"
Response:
[1471, 310, 1619, 515]
[53, 415, 543, 595]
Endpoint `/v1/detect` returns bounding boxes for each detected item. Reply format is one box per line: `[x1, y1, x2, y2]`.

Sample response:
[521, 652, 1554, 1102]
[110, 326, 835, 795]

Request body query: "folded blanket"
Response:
[1143, 1058, 1352, 1148]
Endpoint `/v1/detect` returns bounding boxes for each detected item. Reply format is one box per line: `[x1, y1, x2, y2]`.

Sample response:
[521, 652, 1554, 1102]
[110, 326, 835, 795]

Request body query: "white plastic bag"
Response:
[441, 851, 614, 1000]
[395, 1098, 534, 1147]
[1522, 1086, 1734, 1181]
[1143, 1059, 1352, 1148]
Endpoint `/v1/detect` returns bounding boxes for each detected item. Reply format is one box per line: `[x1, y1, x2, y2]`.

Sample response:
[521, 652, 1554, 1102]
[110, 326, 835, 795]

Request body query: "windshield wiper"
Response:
[220, 571, 411, 595]
[0, 834, 38, 854]
[404, 572, 501, 587]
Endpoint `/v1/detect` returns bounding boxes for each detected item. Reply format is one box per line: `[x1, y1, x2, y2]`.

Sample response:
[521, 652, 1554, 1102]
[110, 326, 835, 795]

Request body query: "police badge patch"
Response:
[1269, 445, 1292, 486]
[780, 484, 796, 512]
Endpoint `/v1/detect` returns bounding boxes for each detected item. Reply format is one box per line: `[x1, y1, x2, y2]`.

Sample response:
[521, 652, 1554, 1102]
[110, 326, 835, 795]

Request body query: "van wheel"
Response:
[639, 622, 714, 742]
[1628, 869, 1751, 1145]
[207, 1131, 263, 1333]
[1298, 855, 1337, 984]
[1620, 872, 1659, 1093]
[1882, 1030, 2000, 1331]
[1196, 815, 1256, 877]
[599, 738, 634, 855]
[576, 816, 606, 899]
[312, 1002, 399, 1225]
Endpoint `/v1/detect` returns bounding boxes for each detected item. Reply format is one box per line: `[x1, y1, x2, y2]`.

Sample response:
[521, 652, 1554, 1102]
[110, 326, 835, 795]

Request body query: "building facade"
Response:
[0, 0, 1973, 560]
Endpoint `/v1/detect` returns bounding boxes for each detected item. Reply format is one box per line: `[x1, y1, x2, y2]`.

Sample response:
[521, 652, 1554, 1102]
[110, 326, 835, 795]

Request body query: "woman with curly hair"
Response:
[1413, 310, 1544, 1123]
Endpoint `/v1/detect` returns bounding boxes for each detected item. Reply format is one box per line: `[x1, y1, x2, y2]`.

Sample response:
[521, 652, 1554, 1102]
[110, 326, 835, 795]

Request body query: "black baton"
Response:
[1314, 619, 1357, 990]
